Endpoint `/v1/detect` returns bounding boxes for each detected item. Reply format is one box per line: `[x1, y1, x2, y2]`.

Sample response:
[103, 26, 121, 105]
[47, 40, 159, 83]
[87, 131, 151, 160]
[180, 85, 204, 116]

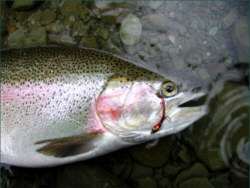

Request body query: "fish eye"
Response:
[159, 81, 177, 98]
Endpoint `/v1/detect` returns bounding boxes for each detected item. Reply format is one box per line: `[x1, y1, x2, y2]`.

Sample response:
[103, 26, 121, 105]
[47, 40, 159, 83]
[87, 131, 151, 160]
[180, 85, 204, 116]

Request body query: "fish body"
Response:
[1, 46, 207, 167]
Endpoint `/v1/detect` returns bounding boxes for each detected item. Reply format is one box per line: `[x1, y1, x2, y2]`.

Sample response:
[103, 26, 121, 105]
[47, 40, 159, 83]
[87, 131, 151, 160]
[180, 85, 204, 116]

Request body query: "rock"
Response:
[80, 36, 99, 48]
[178, 147, 191, 164]
[120, 14, 142, 45]
[60, 2, 82, 17]
[47, 21, 63, 33]
[165, 2, 177, 12]
[179, 177, 214, 188]
[141, 14, 167, 29]
[223, 9, 238, 29]
[129, 136, 175, 168]
[63, 16, 78, 27]
[190, 16, 206, 30]
[57, 163, 129, 188]
[97, 28, 109, 40]
[158, 178, 172, 188]
[138, 177, 157, 188]
[181, 38, 197, 57]
[41, 10, 56, 25]
[210, 173, 230, 188]
[93, 2, 138, 24]
[190, 19, 198, 29]
[25, 24, 47, 46]
[208, 27, 218, 36]
[8, 24, 47, 48]
[232, 19, 249, 62]
[174, 163, 209, 184]
[129, 162, 153, 179]
[7, 27, 26, 48]
[12, 1, 35, 10]
[148, 2, 163, 10]
[48, 34, 76, 46]
[163, 163, 181, 177]
[72, 21, 89, 36]
[28, 10, 42, 24]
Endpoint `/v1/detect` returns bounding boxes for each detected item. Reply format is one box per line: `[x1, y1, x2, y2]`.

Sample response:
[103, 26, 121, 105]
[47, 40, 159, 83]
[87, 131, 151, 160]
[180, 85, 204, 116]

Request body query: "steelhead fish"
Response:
[1, 46, 207, 167]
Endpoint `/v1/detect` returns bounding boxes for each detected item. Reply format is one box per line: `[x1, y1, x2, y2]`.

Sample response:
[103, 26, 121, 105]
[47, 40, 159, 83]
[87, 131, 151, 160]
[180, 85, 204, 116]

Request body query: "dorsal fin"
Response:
[35, 132, 102, 158]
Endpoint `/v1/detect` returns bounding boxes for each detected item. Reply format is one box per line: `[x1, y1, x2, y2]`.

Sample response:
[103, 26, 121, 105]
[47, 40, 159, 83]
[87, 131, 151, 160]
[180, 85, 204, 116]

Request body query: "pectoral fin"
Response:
[35, 132, 102, 158]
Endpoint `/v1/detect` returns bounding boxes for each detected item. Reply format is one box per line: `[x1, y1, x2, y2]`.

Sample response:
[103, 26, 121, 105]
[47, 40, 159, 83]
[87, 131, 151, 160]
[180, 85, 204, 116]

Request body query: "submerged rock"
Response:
[223, 9, 238, 29]
[174, 163, 209, 184]
[120, 14, 142, 45]
[141, 14, 167, 29]
[129, 137, 175, 168]
[12, 1, 35, 10]
[57, 163, 129, 188]
[232, 19, 249, 62]
[178, 177, 214, 188]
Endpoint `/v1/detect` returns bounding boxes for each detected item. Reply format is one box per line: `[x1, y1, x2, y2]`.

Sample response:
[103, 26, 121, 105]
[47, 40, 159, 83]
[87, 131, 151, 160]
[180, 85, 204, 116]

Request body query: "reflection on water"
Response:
[1, 1, 249, 188]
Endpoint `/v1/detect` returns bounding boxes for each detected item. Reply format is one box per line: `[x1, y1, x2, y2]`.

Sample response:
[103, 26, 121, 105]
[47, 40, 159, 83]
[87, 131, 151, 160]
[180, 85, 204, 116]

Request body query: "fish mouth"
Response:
[159, 89, 208, 135]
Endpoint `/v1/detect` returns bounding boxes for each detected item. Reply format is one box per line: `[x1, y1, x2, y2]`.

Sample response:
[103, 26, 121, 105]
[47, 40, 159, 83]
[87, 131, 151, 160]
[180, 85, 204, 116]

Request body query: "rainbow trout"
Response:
[1, 46, 207, 167]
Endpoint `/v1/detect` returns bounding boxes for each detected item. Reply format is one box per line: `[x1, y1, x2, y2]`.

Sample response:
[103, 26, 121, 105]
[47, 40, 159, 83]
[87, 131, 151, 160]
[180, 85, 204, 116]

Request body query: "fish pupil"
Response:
[165, 86, 174, 93]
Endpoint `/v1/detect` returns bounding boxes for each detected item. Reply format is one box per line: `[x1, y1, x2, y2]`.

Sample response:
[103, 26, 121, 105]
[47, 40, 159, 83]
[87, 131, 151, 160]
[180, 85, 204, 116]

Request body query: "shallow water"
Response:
[1, 1, 249, 188]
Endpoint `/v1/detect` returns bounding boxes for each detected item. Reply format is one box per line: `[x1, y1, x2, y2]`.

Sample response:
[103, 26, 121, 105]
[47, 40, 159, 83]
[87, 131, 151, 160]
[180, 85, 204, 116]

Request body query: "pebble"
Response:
[174, 162, 209, 184]
[129, 162, 153, 179]
[41, 10, 56, 25]
[57, 163, 129, 188]
[97, 28, 109, 40]
[210, 173, 230, 188]
[80, 36, 99, 48]
[141, 14, 167, 29]
[129, 137, 175, 168]
[179, 177, 215, 188]
[223, 9, 238, 29]
[148, 2, 163, 10]
[163, 163, 181, 177]
[232, 19, 249, 62]
[48, 34, 76, 46]
[72, 21, 89, 37]
[12, 1, 35, 10]
[138, 177, 157, 188]
[208, 27, 218, 36]
[120, 14, 142, 45]
[165, 2, 177, 12]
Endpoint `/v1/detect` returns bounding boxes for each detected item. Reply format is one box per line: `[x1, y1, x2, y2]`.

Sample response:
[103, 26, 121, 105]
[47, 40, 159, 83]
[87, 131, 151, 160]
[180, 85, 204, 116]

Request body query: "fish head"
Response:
[96, 75, 208, 143]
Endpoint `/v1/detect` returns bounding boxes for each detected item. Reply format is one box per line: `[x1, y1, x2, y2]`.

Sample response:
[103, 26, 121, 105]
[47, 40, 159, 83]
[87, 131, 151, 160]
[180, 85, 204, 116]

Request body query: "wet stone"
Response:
[163, 163, 182, 177]
[232, 19, 249, 62]
[178, 147, 191, 164]
[25, 25, 47, 46]
[80, 36, 99, 49]
[223, 9, 238, 29]
[148, 2, 163, 10]
[141, 14, 167, 29]
[28, 10, 42, 24]
[60, 2, 83, 18]
[47, 21, 63, 33]
[165, 2, 177, 12]
[138, 177, 157, 188]
[179, 177, 214, 188]
[97, 28, 110, 40]
[41, 10, 56, 25]
[129, 162, 153, 180]
[208, 27, 218, 36]
[210, 173, 230, 188]
[129, 137, 175, 168]
[7, 27, 26, 48]
[48, 34, 76, 46]
[174, 162, 209, 184]
[57, 163, 129, 188]
[72, 21, 89, 37]
[158, 177, 172, 188]
[12, 1, 35, 10]
[120, 14, 142, 45]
